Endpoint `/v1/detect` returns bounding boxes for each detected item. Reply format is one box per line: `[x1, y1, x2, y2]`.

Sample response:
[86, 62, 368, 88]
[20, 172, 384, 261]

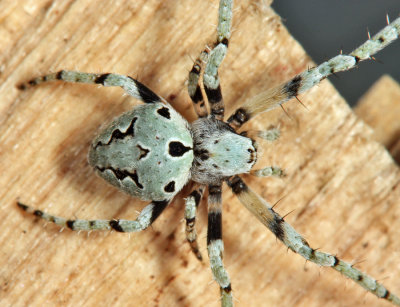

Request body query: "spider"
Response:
[15, 1, 400, 306]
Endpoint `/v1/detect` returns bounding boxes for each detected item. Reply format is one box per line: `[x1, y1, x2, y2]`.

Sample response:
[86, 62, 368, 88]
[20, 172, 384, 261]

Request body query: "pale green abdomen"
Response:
[88, 102, 193, 201]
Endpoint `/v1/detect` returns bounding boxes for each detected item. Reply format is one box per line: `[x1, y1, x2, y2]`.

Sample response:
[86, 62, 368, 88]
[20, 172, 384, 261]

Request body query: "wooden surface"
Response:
[1, 1, 399, 306]
[355, 75, 400, 163]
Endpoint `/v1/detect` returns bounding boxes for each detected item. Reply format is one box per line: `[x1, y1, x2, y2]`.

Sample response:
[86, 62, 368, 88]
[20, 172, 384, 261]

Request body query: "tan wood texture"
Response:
[1, 1, 399, 306]
[355, 75, 400, 163]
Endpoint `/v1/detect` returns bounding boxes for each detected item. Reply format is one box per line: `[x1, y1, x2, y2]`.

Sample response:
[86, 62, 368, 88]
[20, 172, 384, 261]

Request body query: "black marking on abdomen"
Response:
[137, 144, 150, 160]
[169, 141, 191, 157]
[97, 167, 143, 189]
[132, 174, 143, 190]
[164, 181, 176, 193]
[95, 117, 137, 148]
[157, 107, 171, 119]
[111, 117, 137, 141]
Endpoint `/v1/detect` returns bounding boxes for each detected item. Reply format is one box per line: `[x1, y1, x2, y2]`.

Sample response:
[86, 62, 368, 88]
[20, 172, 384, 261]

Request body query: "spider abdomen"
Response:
[88, 102, 194, 201]
[190, 117, 256, 185]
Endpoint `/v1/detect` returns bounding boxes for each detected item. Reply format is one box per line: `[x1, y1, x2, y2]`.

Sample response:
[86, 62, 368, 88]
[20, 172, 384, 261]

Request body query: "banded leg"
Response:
[244, 128, 285, 178]
[17, 199, 169, 232]
[226, 176, 400, 306]
[188, 54, 208, 118]
[202, 0, 233, 120]
[17, 70, 164, 104]
[228, 17, 400, 128]
[184, 186, 205, 260]
[207, 184, 232, 307]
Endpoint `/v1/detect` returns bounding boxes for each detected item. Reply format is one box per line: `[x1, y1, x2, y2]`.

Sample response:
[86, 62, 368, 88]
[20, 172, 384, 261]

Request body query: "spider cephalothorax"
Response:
[16, 0, 400, 306]
[191, 116, 257, 185]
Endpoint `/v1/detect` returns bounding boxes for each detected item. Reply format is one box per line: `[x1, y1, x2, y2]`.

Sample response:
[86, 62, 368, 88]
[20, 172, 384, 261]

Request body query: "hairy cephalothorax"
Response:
[16, 1, 400, 306]
[191, 116, 257, 185]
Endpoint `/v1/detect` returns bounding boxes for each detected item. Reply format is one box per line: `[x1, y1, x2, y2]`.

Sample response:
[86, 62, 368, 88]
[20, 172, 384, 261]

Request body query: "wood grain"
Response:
[355, 75, 400, 163]
[1, 1, 399, 306]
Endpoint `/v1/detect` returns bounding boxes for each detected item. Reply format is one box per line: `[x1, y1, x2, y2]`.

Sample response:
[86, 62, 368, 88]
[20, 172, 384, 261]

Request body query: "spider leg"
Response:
[17, 199, 169, 232]
[250, 166, 285, 178]
[226, 176, 400, 306]
[228, 17, 400, 128]
[207, 184, 233, 307]
[202, 0, 233, 120]
[243, 128, 285, 178]
[185, 186, 205, 261]
[188, 53, 209, 118]
[254, 127, 280, 142]
[17, 70, 164, 104]
[242, 127, 280, 143]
